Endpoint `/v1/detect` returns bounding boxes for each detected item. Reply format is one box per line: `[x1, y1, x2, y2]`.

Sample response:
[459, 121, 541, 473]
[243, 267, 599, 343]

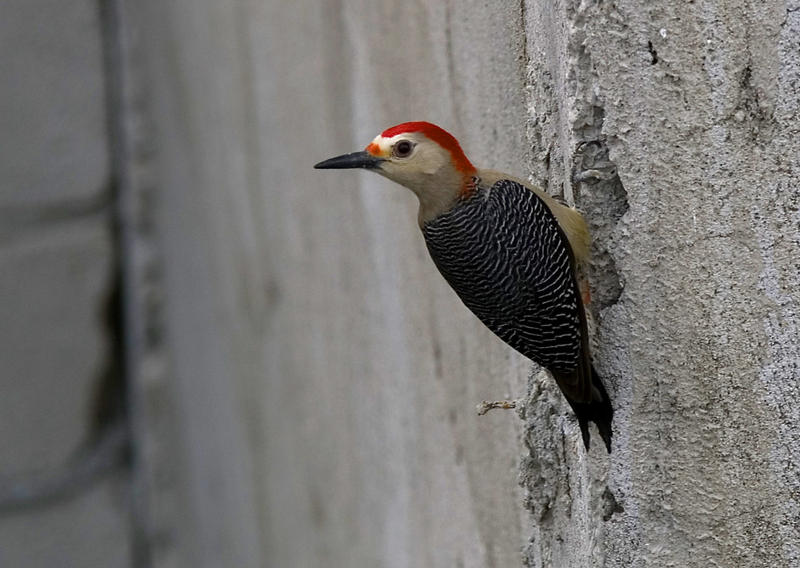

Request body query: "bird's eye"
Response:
[393, 140, 414, 158]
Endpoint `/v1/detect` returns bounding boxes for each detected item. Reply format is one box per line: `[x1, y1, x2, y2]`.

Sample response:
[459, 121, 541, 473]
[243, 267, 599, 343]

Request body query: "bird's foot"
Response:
[476, 398, 520, 416]
[572, 140, 618, 184]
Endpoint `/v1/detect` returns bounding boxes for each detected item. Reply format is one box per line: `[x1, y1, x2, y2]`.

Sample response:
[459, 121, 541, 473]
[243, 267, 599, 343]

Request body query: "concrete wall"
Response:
[0, 1, 131, 566]
[5, 0, 794, 566]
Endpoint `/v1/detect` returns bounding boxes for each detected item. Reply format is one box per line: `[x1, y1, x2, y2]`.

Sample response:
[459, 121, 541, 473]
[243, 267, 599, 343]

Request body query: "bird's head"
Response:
[315, 122, 477, 219]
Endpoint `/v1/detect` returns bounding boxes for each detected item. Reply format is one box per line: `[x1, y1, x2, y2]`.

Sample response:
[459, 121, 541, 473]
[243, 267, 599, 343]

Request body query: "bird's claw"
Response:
[573, 166, 618, 183]
[476, 399, 519, 415]
[572, 140, 618, 184]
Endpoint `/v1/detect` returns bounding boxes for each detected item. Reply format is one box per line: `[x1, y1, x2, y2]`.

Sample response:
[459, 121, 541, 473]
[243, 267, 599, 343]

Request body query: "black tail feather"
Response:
[569, 366, 614, 453]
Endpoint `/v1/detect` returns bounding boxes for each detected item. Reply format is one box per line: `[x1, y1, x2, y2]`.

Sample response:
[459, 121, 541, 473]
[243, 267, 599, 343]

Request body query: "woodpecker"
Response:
[315, 122, 613, 452]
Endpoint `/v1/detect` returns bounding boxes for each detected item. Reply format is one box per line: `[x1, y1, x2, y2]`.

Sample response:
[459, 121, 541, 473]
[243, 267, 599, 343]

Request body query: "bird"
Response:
[314, 121, 613, 452]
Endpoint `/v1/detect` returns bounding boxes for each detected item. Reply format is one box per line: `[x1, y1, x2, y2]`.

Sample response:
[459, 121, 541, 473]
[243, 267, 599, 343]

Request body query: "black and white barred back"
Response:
[422, 178, 582, 372]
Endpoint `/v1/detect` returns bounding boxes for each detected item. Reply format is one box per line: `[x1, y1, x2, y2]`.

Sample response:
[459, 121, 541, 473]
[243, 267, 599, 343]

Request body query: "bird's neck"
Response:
[409, 163, 479, 227]
[414, 176, 477, 226]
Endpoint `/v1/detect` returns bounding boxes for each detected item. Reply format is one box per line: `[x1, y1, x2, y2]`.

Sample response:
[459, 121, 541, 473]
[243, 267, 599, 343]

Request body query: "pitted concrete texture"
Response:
[131, 0, 800, 566]
[519, 0, 800, 566]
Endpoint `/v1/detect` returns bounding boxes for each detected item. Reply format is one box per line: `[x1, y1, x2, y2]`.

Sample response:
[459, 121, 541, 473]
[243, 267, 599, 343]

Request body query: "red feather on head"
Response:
[381, 122, 475, 175]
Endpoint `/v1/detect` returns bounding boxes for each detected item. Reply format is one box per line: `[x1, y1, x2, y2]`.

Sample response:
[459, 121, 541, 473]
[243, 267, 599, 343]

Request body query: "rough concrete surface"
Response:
[129, 1, 799, 567]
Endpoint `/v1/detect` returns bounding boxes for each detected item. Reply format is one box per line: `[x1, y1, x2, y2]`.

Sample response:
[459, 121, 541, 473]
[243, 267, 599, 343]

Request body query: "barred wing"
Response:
[423, 179, 583, 373]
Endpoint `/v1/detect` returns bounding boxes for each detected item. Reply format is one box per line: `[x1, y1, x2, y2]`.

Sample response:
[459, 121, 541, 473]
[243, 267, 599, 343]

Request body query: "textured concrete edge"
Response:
[515, 1, 623, 564]
[104, 0, 181, 565]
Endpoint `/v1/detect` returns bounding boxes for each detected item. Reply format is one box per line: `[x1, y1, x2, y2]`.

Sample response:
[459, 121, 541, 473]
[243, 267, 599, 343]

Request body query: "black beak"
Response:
[314, 151, 384, 170]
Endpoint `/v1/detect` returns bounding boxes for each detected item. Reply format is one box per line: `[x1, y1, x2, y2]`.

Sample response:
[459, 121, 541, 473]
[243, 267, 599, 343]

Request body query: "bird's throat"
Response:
[415, 174, 473, 226]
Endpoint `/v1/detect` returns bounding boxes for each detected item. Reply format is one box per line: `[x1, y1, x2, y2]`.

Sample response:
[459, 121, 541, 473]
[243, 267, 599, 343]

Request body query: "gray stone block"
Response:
[0, 219, 111, 475]
[0, 477, 130, 568]
[0, 0, 109, 210]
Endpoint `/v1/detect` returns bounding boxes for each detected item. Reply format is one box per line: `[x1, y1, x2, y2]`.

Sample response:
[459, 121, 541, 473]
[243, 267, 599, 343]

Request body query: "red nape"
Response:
[381, 121, 475, 175]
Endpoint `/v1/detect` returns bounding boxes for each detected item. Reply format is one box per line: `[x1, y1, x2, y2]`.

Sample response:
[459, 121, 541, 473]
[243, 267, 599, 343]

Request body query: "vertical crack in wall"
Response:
[567, 6, 630, 318]
[572, 106, 629, 312]
[99, 0, 182, 565]
[91, 262, 128, 439]
[97, 0, 153, 565]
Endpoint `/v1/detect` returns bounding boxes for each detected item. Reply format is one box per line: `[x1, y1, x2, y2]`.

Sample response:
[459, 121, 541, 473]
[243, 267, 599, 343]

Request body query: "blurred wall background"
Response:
[1, 1, 799, 567]
[0, 1, 131, 566]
